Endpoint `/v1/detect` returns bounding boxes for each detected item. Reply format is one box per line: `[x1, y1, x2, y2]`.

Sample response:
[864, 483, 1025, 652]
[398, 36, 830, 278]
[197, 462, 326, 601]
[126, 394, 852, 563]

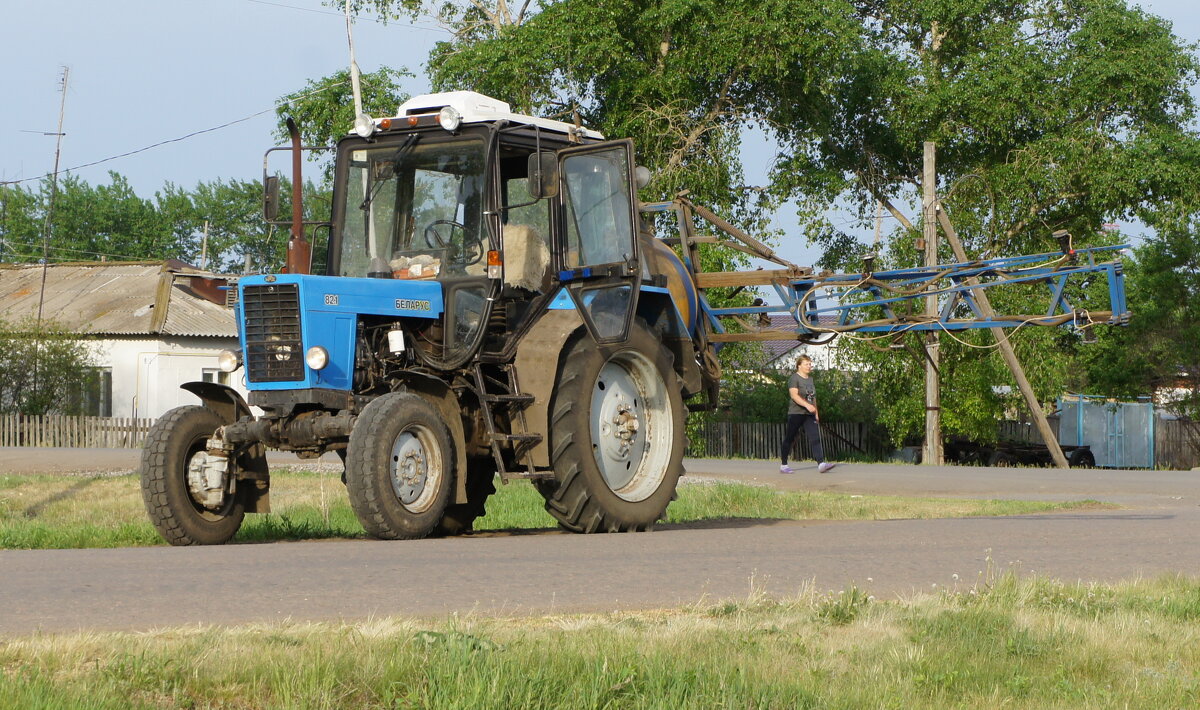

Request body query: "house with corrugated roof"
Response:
[0, 261, 244, 419]
[757, 314, 841, 371]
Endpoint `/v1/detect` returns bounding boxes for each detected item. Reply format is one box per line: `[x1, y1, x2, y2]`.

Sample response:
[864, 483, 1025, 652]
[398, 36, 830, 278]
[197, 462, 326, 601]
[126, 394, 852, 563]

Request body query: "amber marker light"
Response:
[487, 250, 503, 279]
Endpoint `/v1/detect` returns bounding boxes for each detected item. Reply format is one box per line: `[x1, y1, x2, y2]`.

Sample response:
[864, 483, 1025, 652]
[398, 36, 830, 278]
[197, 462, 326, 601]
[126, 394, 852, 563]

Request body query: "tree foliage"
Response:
[273, 66, 412, 180]
[1082, 211, 1200, 421]
[341, 0, 1200, 443]
[0, 317, 98, 416]
[0, 174, 331, 274]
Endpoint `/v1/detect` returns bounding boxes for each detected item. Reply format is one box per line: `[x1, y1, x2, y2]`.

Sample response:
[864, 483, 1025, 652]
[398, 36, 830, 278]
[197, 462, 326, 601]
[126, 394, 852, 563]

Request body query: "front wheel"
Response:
[539, 322, 686, 533]
[345, 392, 455, 540]
[140, 406, 245, 545]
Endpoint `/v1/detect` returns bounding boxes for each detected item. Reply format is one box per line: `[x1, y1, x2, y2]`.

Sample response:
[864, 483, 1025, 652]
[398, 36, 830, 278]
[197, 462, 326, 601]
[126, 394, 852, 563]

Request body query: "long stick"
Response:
[935, 208, 1070, 468]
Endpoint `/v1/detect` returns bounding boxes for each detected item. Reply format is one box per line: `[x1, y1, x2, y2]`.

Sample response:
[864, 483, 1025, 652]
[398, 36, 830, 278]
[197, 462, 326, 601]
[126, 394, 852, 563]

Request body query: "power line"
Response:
[1, 79, 352, 187]
[1, 236, 161, 263]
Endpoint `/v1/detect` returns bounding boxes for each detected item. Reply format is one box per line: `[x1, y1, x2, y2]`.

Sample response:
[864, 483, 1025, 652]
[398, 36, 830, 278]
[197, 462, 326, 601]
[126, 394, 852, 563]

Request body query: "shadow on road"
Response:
[1000, 513, 1174, 521]
[659, 517, 802, 531]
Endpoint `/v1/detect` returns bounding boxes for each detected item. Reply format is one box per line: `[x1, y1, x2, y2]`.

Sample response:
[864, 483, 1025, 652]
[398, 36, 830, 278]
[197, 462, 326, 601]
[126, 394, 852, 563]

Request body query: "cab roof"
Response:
[389, 91, 604, 140]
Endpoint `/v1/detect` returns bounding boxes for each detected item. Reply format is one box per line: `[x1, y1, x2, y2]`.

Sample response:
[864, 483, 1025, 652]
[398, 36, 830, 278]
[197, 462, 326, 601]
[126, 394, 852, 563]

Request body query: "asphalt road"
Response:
[2, 448, 1197, 635]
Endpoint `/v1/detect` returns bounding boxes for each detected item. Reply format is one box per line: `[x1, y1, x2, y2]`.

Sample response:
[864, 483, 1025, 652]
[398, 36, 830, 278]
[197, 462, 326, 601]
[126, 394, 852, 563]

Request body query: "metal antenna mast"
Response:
[37, 66, 70, 326]
[345, 0, 364, 118]
[32, 66, 69, 411]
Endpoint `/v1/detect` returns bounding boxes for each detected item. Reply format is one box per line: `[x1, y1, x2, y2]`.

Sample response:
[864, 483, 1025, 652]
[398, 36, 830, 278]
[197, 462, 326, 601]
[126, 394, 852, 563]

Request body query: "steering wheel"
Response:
[423, 220, 483, 266]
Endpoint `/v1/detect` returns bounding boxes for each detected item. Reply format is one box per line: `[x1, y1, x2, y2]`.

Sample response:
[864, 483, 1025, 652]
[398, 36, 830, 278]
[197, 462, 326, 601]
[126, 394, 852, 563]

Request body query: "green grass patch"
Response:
[0, 471, 1109, 549]
[2, 575, 1198, 709]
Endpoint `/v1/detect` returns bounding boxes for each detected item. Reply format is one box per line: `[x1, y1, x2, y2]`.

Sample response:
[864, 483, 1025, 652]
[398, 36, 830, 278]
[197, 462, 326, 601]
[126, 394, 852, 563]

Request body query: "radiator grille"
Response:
[242, 283, 304, 382]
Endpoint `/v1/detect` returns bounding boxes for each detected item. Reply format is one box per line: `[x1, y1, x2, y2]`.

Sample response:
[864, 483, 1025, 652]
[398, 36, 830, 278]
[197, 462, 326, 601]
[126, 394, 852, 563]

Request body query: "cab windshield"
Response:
[338, 135, 488, 280]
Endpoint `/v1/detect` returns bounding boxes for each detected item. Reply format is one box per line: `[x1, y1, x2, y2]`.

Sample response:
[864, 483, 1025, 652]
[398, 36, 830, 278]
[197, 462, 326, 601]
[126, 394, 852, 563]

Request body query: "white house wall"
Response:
[777, 343, 842, 372]
[88, 337, 247, 419]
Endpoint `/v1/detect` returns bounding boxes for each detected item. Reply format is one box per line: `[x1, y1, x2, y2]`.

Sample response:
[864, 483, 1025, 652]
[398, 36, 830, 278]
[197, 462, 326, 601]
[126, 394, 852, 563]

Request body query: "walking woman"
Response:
[780, 355, 834, 474]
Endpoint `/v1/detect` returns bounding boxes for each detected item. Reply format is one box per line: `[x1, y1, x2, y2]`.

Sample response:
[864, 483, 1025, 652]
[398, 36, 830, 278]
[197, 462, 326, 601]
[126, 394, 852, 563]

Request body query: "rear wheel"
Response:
[140, 406, 245, 546]
[539, 322, 685, 533]
[345, 392, 454, 540]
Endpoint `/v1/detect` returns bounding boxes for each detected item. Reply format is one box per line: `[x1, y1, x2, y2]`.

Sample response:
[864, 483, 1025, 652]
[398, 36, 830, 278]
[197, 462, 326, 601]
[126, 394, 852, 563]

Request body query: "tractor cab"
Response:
[322, 91, 643, 370]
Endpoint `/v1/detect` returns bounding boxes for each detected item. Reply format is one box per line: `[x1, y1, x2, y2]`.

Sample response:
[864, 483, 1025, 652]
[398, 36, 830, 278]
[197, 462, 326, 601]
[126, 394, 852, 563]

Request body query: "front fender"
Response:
[181, 381, 252, 425]
[180, 381, 269, 513]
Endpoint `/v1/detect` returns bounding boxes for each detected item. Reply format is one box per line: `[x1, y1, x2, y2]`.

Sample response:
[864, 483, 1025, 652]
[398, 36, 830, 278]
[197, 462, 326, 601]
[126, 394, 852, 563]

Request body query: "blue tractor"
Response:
[139, 92, 1131, 544]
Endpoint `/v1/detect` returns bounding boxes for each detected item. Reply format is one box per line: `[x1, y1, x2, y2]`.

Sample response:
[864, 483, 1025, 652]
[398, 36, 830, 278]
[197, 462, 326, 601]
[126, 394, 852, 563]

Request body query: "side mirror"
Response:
[527, 152, 559, 199]
[263, 175, 280, 221]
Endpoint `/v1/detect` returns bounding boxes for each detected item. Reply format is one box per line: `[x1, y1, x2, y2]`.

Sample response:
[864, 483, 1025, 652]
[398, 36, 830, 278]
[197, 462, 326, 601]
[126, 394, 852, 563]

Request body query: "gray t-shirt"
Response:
[787, 373, 816, 415]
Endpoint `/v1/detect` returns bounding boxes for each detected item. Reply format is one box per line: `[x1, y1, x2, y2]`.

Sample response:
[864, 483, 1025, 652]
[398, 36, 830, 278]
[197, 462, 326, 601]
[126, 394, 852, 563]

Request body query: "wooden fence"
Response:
[687, 421, 892, 461]
[0, 415, 154, 449]
[1153, 419, 1198, 470]
[1, 412, 1195, 469]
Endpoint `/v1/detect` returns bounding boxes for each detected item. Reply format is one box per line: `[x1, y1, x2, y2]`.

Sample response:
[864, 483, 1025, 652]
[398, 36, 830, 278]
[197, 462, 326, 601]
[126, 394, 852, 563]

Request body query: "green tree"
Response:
[1080, 211, 1200, 451]
[782, 0, 1200, 444]
[0, 317, 98, 416]
[348, 0, 1200, 443]
[274, 67, 412, 181]
[0, 173, 172, 263]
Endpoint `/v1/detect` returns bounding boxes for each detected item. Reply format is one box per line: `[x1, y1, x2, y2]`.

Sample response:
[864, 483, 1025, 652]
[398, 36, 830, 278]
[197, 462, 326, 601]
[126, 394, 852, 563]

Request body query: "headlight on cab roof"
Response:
[217, 349, 241, 373]
[438, 106, 462, 132]
[305, 346, 329, 371]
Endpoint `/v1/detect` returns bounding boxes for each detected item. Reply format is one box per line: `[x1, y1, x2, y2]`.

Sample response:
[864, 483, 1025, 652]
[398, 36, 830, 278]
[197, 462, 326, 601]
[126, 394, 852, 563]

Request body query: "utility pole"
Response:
[32, 67, 69, 414]
[922, 141, 943, 465]
[37, 66, 69, 326]
[200, 220, 210, 271]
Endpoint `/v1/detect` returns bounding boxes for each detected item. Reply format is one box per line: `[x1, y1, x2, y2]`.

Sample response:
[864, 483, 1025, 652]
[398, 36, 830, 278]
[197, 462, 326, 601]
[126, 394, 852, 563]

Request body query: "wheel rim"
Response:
[590, 350, 675, 502]
[389, 425, 443, 512]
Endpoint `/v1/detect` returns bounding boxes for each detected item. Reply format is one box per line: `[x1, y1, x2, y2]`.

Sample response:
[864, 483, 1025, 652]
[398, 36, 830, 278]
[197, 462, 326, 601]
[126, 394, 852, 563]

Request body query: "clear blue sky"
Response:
[2, 0, 1196, 267]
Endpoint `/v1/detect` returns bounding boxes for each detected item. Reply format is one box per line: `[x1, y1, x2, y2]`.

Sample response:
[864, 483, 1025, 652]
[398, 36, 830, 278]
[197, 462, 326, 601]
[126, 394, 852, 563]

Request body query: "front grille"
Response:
[243, 283, 304, 382]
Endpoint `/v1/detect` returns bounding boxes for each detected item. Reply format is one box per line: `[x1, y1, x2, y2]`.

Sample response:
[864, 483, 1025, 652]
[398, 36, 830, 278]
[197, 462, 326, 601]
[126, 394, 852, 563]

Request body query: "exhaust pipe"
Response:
[284, 116, 311, 274]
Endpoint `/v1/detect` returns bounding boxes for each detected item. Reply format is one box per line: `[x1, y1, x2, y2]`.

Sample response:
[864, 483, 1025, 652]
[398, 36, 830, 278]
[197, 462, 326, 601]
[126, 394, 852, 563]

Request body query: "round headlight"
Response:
[305, 346, 329, 370]
[353, 113, 376, 139]
[438, 106, 462, 132]
[217, 350, 241, 373]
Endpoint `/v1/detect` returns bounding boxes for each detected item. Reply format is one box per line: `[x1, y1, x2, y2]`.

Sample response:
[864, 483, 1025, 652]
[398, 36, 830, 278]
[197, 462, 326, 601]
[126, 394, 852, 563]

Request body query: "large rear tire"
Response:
[140, 406, 245, 546]
[345, 392, 454, 540]
[539, 322, 685, 533]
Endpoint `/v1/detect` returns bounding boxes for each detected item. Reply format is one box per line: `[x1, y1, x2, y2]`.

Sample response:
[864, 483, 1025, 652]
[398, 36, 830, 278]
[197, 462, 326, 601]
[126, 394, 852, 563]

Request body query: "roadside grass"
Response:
[0, 471, 1109, 550]
[2, 574, 1198, 709]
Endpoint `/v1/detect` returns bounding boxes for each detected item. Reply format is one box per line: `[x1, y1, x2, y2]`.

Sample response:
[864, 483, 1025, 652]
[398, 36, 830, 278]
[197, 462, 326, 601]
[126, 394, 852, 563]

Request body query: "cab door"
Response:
[555, 139, 641, 344]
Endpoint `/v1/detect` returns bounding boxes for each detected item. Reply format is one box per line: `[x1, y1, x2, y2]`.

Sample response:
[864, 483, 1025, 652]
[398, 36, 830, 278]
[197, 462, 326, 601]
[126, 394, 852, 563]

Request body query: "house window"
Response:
[81, 367, 112, 417]
[202, 369, 231, 386]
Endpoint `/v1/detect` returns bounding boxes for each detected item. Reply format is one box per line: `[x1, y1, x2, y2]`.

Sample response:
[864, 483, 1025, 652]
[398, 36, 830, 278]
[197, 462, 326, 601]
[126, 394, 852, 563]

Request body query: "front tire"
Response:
[345, 392, 455, 540]
[540, 322, 686, 533]
[140, 406, 245, 546]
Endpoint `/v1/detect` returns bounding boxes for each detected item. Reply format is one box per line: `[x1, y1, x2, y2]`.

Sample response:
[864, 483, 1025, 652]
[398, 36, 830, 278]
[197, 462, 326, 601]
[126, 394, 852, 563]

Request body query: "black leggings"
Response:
[781, 413, 823, 464]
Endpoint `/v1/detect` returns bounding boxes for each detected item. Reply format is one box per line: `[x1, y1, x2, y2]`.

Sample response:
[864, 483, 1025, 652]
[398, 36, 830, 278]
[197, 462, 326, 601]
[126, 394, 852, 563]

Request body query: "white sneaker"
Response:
[817, 462, 835, 474]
